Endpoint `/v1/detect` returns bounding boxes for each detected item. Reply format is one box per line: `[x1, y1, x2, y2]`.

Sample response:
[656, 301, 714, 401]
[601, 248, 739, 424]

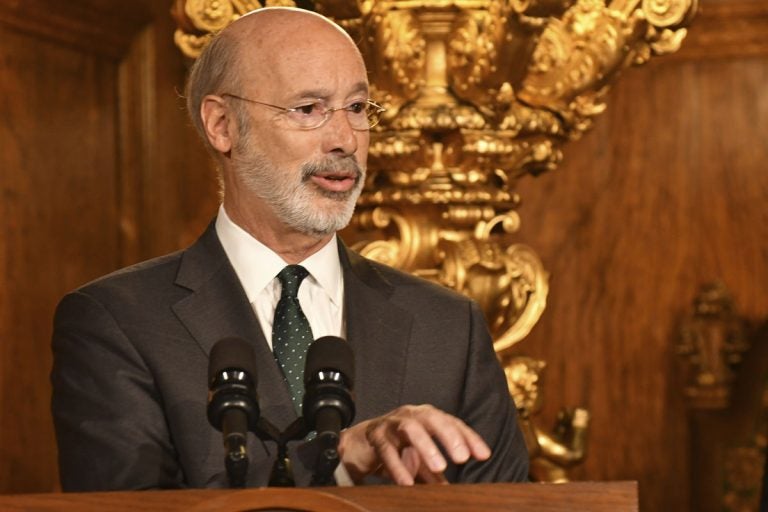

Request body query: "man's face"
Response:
[228, 29, 370, 237]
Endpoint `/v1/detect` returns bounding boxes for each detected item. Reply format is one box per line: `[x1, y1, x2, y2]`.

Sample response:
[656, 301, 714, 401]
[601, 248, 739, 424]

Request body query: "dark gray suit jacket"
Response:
[51, 222, 528, 490]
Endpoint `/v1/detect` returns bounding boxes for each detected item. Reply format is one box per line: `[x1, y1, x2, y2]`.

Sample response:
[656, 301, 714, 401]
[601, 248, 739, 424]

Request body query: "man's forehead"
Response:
[231, 12, 364, 66]
[228, 7, 353, 47]
[235, 30, 368, 99]
[267, 69, 370, 103]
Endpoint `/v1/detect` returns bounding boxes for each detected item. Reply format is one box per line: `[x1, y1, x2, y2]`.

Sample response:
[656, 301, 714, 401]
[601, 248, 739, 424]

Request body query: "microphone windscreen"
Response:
[208, 337, 258, 384]
[304, 336, 354, 386]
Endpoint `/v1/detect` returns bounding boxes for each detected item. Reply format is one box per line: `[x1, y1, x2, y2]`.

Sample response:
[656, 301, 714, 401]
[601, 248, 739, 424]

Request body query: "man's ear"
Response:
[201, 95, 235, 154]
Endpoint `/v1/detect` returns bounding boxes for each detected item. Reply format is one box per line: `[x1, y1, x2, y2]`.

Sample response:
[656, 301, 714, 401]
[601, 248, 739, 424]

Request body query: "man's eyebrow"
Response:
[289, 81, 370, 102]
[350, 81, 370, 96]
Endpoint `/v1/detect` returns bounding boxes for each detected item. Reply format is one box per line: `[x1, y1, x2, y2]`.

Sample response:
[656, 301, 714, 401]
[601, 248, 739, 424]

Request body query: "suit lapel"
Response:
[339, 241, 413, 422]
[171, 223, 297, 430]
[169, 226, 413, 429]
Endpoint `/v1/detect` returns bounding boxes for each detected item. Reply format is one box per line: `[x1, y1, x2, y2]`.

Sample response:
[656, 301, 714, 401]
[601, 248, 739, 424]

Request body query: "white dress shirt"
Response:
[215, 205, 354, 486]
[215, 205, 345, 347]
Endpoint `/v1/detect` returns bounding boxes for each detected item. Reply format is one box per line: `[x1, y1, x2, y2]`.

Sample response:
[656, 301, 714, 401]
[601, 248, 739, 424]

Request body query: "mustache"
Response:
[300, 157, 364, 182]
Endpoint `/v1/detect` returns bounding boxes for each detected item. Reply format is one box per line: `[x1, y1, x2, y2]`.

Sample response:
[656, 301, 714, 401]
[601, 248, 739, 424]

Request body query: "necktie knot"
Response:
[277, 265, 309, 299]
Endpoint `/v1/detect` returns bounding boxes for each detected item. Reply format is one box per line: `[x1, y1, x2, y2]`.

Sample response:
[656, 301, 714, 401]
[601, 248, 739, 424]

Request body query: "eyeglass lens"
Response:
[284, 102, 382, 130]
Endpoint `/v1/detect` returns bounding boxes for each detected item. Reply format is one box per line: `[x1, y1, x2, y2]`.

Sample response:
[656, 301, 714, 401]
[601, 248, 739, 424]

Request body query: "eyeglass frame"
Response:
[220, 93, 386, 131]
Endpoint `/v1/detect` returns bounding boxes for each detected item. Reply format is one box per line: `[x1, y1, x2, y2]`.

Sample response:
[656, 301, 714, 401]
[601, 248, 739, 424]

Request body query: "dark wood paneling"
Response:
[0, 24, 123, 493]
[0, 0, 217, 493]
[512, 7, 768, 510]
[115, 8, 217, 265]
[0, 0, 149, 58]
[133, 6, 218, 256]
[688, 323, 768, 512]
[673, 0, 768, 60]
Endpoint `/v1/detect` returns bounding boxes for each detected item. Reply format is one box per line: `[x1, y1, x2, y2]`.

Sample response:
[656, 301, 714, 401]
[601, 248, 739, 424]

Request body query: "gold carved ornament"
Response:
[677, 281, 749, 409]
[173, 0, 697, 482]
[504, 356, 590, 482]
[676, 283, 766, 512]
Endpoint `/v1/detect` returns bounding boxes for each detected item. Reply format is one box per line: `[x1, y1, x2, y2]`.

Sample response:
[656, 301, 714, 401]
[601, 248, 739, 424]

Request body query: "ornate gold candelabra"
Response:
[173, 0, 697, 481]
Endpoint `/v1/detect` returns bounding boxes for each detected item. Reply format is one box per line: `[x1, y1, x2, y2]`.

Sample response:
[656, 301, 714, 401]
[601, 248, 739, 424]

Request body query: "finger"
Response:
[394, 414, 448, 473]
[399, 444, 447, 485]
[409, 407, 491, 464]
[435, 419, 491, 464]
[368, 421, 416, 485]
[338, 420, 379, 482]
[398, 445, 445, 484]
[401, 445, 421, 476]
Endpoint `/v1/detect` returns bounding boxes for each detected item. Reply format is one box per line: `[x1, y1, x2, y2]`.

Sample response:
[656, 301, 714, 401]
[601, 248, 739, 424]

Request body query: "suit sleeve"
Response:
[51, 290, 184, 490]
[455, 301, 530, 482]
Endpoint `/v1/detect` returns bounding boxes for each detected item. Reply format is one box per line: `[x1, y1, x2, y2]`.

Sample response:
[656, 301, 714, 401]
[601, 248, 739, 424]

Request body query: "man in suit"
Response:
[51, 7, 529, 490]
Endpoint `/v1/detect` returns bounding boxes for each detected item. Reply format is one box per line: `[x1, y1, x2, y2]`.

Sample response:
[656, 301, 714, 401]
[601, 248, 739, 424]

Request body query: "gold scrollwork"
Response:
[350, 204, 547, 352]
[351, 206, 435, 271]
[174, 31, 214, 60]
[171, 0, 295, 58]
[504, 356, 590, 482]
[641, 0, 696, 27]
[493, 243, 549, 350]
[374, 8, 426, 98]
[183, 0, 236, 32]
[174, 0, 697, 481]
[520, 0, 630, 118]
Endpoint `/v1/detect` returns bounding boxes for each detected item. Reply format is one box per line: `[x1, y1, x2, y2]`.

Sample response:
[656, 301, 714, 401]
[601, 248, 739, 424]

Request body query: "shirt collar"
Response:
[214, 204, 342, 306]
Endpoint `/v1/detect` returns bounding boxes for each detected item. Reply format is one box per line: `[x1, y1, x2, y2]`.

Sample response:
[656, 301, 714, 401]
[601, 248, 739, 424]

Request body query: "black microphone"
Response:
[302, 336, 355, 485]
[207, 337, 260, 488]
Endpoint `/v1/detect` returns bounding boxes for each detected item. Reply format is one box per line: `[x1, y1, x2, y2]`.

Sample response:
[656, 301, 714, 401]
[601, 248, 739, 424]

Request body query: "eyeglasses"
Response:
[221, 93, 386, 131]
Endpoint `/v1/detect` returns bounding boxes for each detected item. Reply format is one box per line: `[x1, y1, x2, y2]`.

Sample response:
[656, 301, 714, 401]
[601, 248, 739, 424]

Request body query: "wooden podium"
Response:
[0, 482, 637, 511]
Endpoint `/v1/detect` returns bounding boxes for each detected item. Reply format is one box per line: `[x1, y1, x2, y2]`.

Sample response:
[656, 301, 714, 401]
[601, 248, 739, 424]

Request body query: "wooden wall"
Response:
[0, 1, 766, 511]
[512, 1, 768, 511]
[0, 0, 217, 493]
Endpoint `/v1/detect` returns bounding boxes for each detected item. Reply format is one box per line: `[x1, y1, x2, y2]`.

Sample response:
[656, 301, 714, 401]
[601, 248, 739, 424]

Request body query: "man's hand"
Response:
[337, 404, 491, 485]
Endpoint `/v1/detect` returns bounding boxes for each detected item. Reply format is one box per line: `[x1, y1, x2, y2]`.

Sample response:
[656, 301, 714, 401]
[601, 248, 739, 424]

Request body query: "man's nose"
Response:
[321, 108, 360, 155]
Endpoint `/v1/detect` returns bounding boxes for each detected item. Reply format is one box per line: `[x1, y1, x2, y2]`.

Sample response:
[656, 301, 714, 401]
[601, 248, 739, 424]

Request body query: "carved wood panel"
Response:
[512, 2, 768, 510]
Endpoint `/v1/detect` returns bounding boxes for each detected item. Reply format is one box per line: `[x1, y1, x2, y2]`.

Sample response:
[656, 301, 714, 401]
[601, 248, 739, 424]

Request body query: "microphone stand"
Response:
[253, 414, 341, 487]
[222, 409, 250, 488]
[252, 335, 355, 488]
[224, 441, 248, 488]
[310, 437, 340, 486]
[309, 408, 342, 486]
[255, 417, 309, 487]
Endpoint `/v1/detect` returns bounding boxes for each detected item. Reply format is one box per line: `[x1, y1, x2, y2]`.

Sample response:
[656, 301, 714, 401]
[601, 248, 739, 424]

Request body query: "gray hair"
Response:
[184, 31, 248, 157]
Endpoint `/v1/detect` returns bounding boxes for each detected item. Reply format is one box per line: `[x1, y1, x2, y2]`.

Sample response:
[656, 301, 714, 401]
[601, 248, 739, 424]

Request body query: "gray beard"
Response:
[233, 150, 365, 237]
